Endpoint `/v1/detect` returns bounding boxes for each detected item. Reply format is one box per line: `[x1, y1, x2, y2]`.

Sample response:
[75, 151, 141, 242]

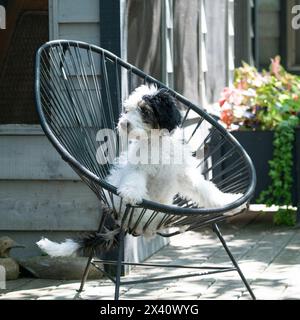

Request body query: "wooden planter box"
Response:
[230, 129, 300, 207]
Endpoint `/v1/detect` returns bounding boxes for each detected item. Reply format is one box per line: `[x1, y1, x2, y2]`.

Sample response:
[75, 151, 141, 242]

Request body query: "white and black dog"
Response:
[37, 84, 243, 257]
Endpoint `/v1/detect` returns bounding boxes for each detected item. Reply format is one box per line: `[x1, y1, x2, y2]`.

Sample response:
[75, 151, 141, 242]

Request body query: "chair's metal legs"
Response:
[78, 254, 94, 293]
[78, 208, 108, 293]
[212, 223, 256, 300]
[79, 211, 256, 300]
[114, 230, 125, 300]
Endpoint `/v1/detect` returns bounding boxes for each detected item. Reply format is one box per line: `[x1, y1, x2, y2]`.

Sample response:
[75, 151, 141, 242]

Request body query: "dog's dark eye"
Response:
[139, 106, 150, 116]
[139, 108, 146, 114]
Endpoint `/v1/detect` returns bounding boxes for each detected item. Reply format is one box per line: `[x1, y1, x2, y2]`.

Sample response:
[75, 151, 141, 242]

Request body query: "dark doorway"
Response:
[0, 0, 49, 124]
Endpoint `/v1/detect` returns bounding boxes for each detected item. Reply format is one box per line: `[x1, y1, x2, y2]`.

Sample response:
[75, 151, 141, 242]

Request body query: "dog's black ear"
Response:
[143, 89, 182, 131]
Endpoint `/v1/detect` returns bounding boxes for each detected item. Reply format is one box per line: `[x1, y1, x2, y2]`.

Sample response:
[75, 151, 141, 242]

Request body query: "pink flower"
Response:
[220, 107, 234, 128]
[219, 98, 226, 107]
[219, 87, 232, 107]
[271, 56, 281, 78]
[237, 80, 248, 90]
[252, 74, 266, 87]
[219, 87, 244, 106]
[229, 89, 244, 106]
[220, 87, 234, 99]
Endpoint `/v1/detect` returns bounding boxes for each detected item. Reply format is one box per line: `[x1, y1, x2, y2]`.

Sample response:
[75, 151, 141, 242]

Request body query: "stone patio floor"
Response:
[1, 208, 300, 300]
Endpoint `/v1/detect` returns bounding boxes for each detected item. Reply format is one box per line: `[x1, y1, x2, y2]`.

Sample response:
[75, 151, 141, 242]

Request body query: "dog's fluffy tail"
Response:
[37, 238, 79, 257]
[37, 227, 120, 258]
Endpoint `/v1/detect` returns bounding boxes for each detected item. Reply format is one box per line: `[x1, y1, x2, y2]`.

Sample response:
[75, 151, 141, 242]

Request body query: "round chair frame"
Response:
[35, 40, 256, 300]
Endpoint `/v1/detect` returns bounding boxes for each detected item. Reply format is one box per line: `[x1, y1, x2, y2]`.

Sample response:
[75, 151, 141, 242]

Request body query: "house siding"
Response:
[0, 0, 102, 258]
[205, 0, 235, 103]
[0, 129, 102, 258]
[0, 0, 168, 262]
[49, 0, 100, 44]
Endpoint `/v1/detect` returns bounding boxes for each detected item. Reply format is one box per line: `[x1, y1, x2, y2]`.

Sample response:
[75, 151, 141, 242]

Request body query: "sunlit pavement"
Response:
[1, 208, 299, 300]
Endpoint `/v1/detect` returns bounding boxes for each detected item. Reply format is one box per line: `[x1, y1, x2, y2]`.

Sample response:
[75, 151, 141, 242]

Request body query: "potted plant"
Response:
[217, 57, 300, 226]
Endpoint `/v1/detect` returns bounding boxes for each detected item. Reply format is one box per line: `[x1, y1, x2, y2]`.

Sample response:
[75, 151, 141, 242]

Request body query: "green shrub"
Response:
[218, 57, 300, 226]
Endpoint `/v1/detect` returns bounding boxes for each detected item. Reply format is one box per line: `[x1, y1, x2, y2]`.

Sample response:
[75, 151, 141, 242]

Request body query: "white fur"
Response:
[123, 84, 158, 112]
[105, 84, 245, 236]
[118, 84, 159, 136]
[37, 84, 245, 256]
[37, 238, 79, 257]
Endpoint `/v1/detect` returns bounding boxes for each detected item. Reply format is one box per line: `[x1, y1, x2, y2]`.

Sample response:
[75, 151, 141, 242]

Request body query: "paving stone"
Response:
[0, 212, 299, 300]
[0, 278, 34, 295]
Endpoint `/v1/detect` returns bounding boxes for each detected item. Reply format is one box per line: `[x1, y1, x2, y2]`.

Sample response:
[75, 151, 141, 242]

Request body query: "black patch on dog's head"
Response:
[141, 89, 182, 131]
[138, 100, 160, 129]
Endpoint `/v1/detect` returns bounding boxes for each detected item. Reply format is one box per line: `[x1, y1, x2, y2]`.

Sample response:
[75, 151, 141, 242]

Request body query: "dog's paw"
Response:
[118, 186, 145, 205]
[120, 194, 143, 205]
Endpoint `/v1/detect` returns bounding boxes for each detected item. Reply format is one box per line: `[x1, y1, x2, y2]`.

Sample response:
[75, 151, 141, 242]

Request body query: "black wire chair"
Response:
[35, 40, 256, 300]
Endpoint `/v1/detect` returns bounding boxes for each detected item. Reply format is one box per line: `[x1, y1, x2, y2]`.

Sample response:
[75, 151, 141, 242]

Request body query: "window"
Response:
[0, 0, 49, 124]
[286, 0, 300, 72]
